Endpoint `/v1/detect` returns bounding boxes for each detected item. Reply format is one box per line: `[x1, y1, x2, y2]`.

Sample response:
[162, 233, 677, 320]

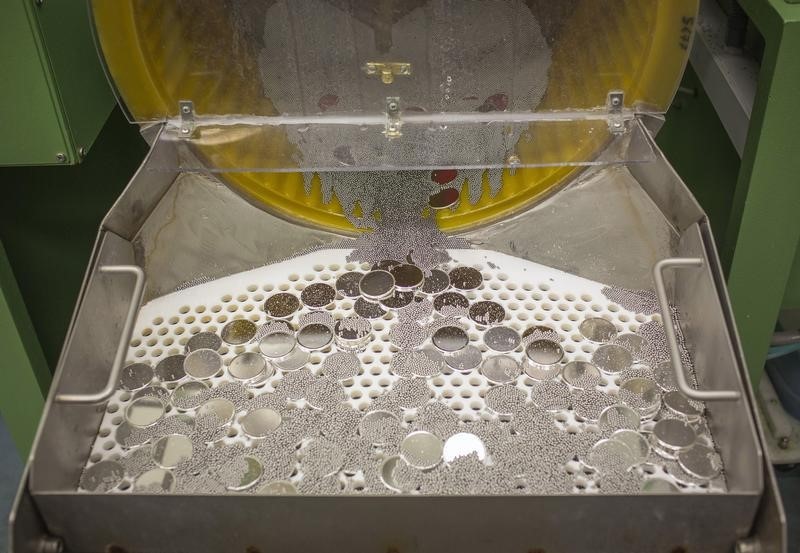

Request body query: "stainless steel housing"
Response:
[10, 124, 786, 553]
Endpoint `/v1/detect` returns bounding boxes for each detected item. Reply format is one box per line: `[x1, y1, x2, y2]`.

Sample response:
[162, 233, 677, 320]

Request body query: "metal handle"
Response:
[653, 258, 741, 402]
[56, 265, 145, 404]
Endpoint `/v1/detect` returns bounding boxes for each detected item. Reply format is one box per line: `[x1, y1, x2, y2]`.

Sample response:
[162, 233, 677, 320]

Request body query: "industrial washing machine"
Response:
[10, 1, 786, 551]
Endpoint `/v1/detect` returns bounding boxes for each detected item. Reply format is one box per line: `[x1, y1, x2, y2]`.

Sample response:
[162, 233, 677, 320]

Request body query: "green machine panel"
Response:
[0, 0, 114, 166]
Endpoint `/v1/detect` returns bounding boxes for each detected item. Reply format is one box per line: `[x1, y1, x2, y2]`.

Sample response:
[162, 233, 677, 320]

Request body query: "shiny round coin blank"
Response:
[170, 381, 208, 411]
[431, 325, 469, 353]
[587, 438, 637, 473]
[400, 431, 444, 470]
[484, 326, 521, 353]
[592, 344, 633, 374]
[599, 404, 641, 432]
[523, 339, 564, 381]
[152, 433, 193, 468]
[300, 282, 337, 309]
[677, 444, 721, 480]
[610, 429, 650, 465]
[359, 270, 395, 301]
[579, 317, 618, 343]
[183, 348, 223, 380]
[481, 355, 522, 384]
[663, 390, 702, 421]
[421, 269, 450, 295]
[445, 345, 483, 372]
[258, 331, 296, 359]
[154, 354, 186, 382]
[240, 407, 282, 438]
[229, 352, 271, 384]
[653, 418, 696, 451]
[185, 331, 222, 353]
[196, 398, 235, 428]
[125, 396, 165, 428]
[619, 378, 661, 417]
[442, 433, 487, 463]
[221, 319, 257, 345]
[614, 333, 645, 359]
[433, 291, 470, 314]
[225, 456, 263, 491]
[274, 348, 310, 372]
[353, 297, 386, 319]
[335, 271, 364, 298]
[296, 323, 333, 351]
[562, 361, 602, 390]
[80, 460, 125, 492]
[380, 456, 408, 493]
[468, 301, 506, 326]
[257, 480, 298, 495]
[448, 266, 483, 291]
[119, 362, 153, 391]
[390, 263, 424, 291]
[134, 468, 176, 493]
[264, 292, 301, 319]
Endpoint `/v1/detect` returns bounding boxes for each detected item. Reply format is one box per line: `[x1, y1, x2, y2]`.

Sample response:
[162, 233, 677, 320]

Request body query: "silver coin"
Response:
[389, 321, 427, 349]
[297, 323, 333, 351]
[359, 270, 395, 301]
[663, 391, 702, 421]
[445, 345, 483, 372]
[579, 317, 618, 342]
[433, 291, 470, 314]
[225, 456, 263, 491]
[154, 354, 186, 383]
[333, 317, 373, 351]
[152, 433, 193, 468]
[523, 339, 564, 381]
[186, 331, 223, 352]
[390, 263, 424, 291]
[229, 352, 271, 383]
[641, 478, 680, 493]
[256, 480, 298, 495]
[587, 439, 637, 472]
[359, 410, 401, 444]
[648, 434, 679, 460]
[196, 398, 235, 427]
[619, 378, 661, 415]
[184, 348, 223, 380]
[264, 292, 300, 319]
[134, 468, 176, 493]
[468, 301, 506, 326]
[573, 390, 615, 422]
[614, 333, 646, 359]
[562, 361, 602, 390]
[119, 362, 154, 391]
[480, 355, 522, 384]
[421, 269, 450, 295]
[322, 351, 361, 380]
[80, 460, 125, 492]
[380, 290, 416, 310]
[610, 429, 650, 464]
[432, 326, 469, 353]
[133, 385, 170, 404]
[380, 455, 408, 493]
[335, 271, 364, 298]
[654, 360, 679, 392]
[484, 326, 521, 352]
[274, 348, 310, 371]
[522, 325, 560, 343]
[592, 344, 633, 374]
[301, 283, 337, 309]
[653, 419, 696, 451]
[599, 404, 641, 431]
[126, 396, 165, 428]
[442, 432, 487, 463]
[240, 407, 282, 438]
[448, 266, 483, 291]
[353, 297, 387, 319]
[221, 319, 257, 345]
[677, 444, 721, 480]
[400, 431, 443, 470]
[170, 381, 209, 410]
[258, 331, 296, 359]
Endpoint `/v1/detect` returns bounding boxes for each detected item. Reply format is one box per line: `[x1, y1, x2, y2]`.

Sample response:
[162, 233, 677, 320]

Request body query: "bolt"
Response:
[611, 97, 621, 107]
[388, 102, 398, 111]
[36, 536, 63, 553]
[78, 146, 86, 159]
[779, 436, 790, 449]
[34, 0, 44, 7]
[55, 153, 67, 163]
[181, 127, 190, 135]
[182, 105, 191, 114]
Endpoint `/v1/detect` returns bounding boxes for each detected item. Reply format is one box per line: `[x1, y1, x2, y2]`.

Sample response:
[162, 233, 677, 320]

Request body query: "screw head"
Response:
[779, 436, 790, 449]
[55, 153, 67, 163]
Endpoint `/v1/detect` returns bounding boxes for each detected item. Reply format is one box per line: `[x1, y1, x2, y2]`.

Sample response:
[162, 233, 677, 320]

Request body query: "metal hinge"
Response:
[384, 97, 402, 138]
[607, 91, 625, 134]
[365, 62, 411, 84]
[179, 100, 195, 137]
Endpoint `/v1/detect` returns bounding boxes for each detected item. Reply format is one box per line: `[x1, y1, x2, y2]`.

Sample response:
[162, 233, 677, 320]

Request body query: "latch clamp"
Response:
[384, 97, 402, 138]
[179, 100, 195, 137]
[365, 62, 411, 85]
[607, 91, 625, 134]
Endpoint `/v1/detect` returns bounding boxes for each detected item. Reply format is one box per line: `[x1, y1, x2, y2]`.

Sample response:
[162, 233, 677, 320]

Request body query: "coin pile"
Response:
[81, 257, 726, 496]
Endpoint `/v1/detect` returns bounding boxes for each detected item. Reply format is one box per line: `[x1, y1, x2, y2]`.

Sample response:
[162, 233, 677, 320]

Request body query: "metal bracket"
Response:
[364, 62, 411, 84]
[384, 97, 402, 138]
[607, 90, 625, 134]
[179, 100, 195, 137]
